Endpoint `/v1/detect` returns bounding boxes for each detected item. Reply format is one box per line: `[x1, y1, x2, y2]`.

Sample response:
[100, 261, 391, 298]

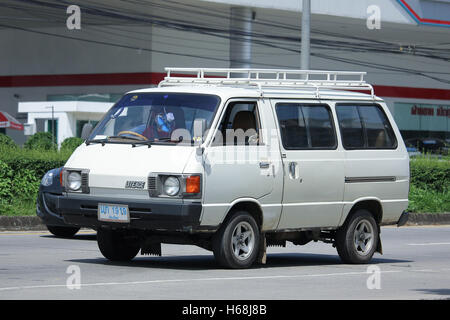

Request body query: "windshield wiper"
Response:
[86, 136, 184, 147]
[149, 137, 183, 143]
[107, 135, 144, 141]
[85, 135, 152, 147]
[85, 137, 108, 146]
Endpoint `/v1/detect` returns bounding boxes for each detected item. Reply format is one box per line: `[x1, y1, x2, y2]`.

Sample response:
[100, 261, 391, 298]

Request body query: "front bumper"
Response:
[36, 188, 71, 227]
[57, 194, 205, 232]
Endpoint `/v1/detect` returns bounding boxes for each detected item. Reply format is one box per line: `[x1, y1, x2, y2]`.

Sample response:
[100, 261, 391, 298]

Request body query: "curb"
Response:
[406, 213, 450, 226]
[0, 213, 450, 231]
[0, 216, 47, 231]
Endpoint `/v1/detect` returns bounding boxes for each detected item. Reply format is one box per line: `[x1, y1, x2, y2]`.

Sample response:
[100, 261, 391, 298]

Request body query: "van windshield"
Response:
[88, 93, 220, 145]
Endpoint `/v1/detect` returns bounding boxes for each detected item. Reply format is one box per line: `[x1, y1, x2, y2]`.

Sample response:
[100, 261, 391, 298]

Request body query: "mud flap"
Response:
[397, 211, 409, 227]
[256, 234, 267, 265]
[141, 241, 162, 256]
[376, 234, 383, 255]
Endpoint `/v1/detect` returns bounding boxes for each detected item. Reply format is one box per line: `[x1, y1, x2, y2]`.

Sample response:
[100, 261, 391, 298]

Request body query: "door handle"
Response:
[289, 162, 297, 179]
[259, 161, 270, 169]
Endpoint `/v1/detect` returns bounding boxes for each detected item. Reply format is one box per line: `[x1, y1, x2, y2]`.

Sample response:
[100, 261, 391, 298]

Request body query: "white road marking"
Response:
[0, 270, 402, 292]
[407, 242, 450, 246]
[0, 231, 95, 236]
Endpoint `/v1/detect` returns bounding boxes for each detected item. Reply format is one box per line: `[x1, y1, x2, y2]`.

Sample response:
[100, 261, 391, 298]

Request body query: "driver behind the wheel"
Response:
[115, 106, 146, 138]
[142, 106, 176, 140]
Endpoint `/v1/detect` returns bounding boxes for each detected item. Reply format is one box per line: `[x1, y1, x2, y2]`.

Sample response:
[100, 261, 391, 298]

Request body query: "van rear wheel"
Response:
[213, 211, 260, 269]
[335, 209, 378, 264]
[97, 228, 140, 262]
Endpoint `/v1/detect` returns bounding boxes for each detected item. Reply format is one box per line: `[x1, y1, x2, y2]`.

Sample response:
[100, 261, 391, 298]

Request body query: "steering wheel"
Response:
[117, 130, 148, 141]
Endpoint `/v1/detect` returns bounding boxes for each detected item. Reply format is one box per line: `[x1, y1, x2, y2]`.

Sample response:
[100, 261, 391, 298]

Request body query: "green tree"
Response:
[24, 132, 57, 150]
[0, 133, 16, 148]
[60, 137, 84, 154]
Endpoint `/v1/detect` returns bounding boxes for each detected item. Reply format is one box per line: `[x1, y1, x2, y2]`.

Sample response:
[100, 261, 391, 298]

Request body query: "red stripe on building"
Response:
[0, 72, 450, 100]
[0, 72, 164, 87]
[372, 85, 450, 100]
[399, 0, 450, 26]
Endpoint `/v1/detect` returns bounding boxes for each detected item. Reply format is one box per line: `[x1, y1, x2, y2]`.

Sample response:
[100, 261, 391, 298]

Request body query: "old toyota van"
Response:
[58, 68, 409, 268]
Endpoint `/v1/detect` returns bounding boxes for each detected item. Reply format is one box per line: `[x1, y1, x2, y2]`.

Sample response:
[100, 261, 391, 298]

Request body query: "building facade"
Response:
[0, 0, 449, 145]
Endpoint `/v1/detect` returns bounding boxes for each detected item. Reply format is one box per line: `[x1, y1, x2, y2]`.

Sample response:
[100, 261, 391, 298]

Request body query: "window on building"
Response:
[76, 120, 99, 138]
[393, 102, 450, 140]
[47, 93, 122, 102]
[46, 119, 58, 145]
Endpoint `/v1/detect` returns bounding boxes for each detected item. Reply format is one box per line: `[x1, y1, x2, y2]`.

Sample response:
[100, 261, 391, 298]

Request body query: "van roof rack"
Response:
[159, 67, 375, 98]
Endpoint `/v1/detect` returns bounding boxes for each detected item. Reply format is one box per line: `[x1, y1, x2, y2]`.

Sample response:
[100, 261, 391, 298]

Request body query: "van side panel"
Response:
[337, 102, 409, 225]
[271, 99, 345, 230]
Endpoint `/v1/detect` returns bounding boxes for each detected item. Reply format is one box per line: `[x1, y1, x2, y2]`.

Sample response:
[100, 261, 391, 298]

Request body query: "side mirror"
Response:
[81, 123, 94, 140]
[193, 118, 206, 144]
[193, 118, 206, 156]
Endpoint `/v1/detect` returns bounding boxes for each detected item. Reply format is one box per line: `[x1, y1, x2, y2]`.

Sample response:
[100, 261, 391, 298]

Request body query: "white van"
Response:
[59, 68, 409, 268]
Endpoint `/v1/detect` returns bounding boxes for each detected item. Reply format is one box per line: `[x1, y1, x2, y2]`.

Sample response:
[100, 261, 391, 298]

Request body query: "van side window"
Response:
[275, 104, 336, 149]
[359, 106, 396, 148]
[213, 102, 261, 146]
[336, 104, 397, 149]
[335, 106, 365, 149]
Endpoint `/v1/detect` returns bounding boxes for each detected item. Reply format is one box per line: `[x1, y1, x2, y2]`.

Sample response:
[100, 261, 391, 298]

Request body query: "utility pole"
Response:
[230, 7, 253, 77]
[300, 0, 311, 70]
[46, 106, 55, 148]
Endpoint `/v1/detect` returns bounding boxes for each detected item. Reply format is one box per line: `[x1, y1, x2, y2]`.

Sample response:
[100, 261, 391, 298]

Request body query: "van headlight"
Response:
[41, 171, 54, 187]
[148, 173, 201, 199]
[67, 171, 82, 191]
[163, 176, 180, 196]
[62, 168, 90, 193]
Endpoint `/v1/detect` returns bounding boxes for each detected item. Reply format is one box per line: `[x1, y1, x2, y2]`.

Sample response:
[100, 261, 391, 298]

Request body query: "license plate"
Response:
[98, 203, 130, 223]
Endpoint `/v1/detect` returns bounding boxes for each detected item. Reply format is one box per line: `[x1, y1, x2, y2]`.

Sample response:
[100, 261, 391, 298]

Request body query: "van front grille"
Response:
[148, 176, 156, 190]
[81, 172, 90, 193]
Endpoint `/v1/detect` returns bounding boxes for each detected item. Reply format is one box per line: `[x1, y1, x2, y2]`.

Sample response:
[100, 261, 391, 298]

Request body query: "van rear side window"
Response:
[275, 104, 336, 150]
[336, 104, 397, 149]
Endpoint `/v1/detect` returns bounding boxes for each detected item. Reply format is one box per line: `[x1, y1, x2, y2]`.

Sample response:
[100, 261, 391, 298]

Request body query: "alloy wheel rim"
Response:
[353, 220, 374, 256]
[231, 221, 255, 261]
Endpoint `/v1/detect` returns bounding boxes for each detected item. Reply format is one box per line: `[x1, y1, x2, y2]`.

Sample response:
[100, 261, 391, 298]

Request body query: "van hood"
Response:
[64, 143, 196, 190]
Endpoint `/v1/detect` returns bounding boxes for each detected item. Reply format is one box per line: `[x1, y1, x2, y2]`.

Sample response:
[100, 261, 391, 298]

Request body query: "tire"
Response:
[212, 211, 260, 269]
[97, 228, 140, 262]
[335, 209, 379, 264]
[47, 226, 80, 238]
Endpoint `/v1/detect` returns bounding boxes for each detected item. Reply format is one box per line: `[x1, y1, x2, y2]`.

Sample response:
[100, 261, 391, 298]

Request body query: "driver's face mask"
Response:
[155, 112, 175, 133]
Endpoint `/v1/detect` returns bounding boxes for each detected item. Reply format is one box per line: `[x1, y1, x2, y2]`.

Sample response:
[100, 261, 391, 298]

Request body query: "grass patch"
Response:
[0, 144, 72, 163]
[408, 156, 449, 213]
[408, 185, 450, 213]
[0, 145, 71, 217]
[0, 199, 36, 216]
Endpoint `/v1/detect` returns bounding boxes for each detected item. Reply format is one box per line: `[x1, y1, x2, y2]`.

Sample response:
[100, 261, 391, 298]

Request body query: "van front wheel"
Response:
[335, 209, 379, 264]
[97, 228, 140, 262]
[47, 226, 80, 238]
[213, 211, 260, 269]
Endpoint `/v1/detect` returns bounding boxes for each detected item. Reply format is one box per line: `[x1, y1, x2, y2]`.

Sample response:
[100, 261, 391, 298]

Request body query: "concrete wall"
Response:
[0, 0, 449, 144]
[200, 0, 414, 24]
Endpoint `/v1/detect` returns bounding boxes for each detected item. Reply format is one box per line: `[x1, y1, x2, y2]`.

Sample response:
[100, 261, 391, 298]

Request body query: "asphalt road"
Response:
[0, 226, 449, 300]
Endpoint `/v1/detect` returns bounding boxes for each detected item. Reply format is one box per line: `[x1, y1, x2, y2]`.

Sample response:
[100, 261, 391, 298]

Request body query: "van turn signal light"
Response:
[186, 175, 201, 194]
